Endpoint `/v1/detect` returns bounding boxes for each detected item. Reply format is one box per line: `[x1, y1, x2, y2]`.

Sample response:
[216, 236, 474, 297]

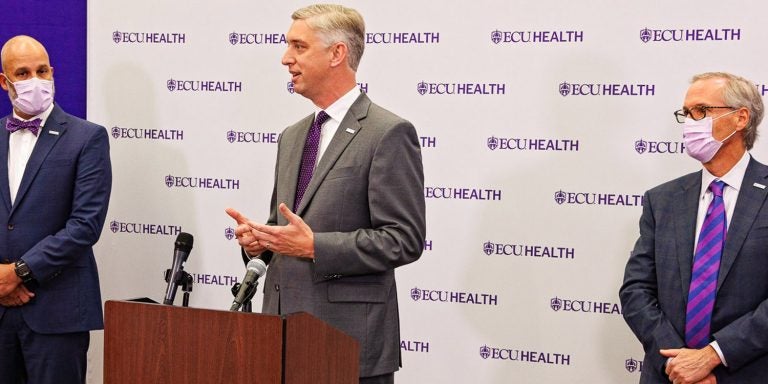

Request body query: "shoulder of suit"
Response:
[646, 170, 700, 195]
[364, 101, 411, 128]
[284, 113, 315, 132]
[53, 107, 106, 133]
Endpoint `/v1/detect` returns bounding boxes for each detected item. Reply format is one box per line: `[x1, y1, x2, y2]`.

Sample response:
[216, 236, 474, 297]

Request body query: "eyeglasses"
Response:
[673, 106, 735, 123]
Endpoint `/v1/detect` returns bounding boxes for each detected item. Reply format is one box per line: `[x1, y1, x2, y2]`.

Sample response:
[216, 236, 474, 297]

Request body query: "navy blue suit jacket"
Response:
[0, 104, 111, 333]
[620, 157, 768, 383]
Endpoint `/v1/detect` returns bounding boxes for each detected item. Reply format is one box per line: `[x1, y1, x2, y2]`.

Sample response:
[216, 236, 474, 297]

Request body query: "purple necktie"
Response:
[6, 116, 42, 136]
[685, 179, 727, 348]
[294, 111, 330, 211]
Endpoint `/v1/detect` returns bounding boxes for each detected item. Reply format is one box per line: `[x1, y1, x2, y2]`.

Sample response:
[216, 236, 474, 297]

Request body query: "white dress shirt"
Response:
[8, 103, 54, 205]
[312, 87, 360, 167]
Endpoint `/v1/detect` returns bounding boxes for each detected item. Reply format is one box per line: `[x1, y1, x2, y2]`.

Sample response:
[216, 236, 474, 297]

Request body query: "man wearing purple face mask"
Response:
[620, 72, 768, 384]
[0, 35, 112, 384]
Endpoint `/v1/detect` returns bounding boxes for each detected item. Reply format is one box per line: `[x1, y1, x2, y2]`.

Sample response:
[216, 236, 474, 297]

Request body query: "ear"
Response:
[735, 107, 750, 131]
[328, 42, 348, 68]
[0, 73, 8, 92]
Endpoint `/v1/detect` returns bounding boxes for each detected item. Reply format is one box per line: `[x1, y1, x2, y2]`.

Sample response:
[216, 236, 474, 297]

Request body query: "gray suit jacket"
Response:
[620, 156, 768, 383]
[258, 93, 426, 377]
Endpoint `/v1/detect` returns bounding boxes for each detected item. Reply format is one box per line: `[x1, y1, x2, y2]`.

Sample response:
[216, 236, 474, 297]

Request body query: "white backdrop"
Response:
[85, 0, 768, 382]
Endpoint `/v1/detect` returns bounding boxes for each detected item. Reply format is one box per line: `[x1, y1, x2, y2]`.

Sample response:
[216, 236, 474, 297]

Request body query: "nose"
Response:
[281, 49, 294, 66]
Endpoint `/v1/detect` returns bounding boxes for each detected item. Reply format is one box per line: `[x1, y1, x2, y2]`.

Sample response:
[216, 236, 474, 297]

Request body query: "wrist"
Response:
[705, 345, 722, 368]
[14, 260, 36, 288]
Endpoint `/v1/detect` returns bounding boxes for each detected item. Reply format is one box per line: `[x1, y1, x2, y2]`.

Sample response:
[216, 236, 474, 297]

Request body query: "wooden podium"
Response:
[104, 300, 359, 384]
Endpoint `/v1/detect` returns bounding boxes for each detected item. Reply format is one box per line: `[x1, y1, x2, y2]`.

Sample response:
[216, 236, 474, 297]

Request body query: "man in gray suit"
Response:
[226, 4, 425, 384]
[620, 72, 768, 384]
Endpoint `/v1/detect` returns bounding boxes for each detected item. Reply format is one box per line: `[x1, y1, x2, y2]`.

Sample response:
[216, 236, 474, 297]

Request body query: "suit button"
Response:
[7, 224, 13, 230]
[274, 284, 280, 292]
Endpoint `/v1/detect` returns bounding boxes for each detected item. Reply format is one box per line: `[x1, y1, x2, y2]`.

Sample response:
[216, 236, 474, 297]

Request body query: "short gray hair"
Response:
[292, 4, 365, 71]
[692, 72, 764, 150]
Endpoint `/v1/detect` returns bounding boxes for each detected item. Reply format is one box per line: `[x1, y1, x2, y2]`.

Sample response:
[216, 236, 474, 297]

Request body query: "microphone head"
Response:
[246, 258, 268, 277]
[174, 232, 194, 253]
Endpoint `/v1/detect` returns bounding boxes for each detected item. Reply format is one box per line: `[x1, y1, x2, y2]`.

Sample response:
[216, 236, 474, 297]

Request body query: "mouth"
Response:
[289, 71, 301, 83]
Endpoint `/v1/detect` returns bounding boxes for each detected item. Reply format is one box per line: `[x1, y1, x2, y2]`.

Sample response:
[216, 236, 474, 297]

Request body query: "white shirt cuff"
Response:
[710, 341, 728, 367]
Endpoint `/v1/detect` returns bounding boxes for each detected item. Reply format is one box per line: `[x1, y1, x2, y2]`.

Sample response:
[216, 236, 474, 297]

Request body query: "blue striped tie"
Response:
[685, 179, 726, 348]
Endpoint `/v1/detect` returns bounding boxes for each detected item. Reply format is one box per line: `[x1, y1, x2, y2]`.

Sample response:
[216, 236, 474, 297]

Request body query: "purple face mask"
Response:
[682, 110, 739, 163]
[6, 77, 55, 116]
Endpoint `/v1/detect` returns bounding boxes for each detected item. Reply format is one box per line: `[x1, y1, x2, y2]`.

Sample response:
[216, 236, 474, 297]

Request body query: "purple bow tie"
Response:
[6, 116, 42, 136]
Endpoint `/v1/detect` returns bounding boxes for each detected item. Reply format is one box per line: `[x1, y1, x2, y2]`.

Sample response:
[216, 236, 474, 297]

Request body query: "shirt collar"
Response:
[315, 87, 360, 123]
[700, 150, 750, 198]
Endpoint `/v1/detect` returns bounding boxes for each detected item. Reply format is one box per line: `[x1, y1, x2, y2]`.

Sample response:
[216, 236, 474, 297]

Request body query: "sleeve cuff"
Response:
[710, 340, 728, 367]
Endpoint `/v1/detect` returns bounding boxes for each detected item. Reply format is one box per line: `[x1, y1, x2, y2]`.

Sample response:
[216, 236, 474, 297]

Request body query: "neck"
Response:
[14, 108, 35, 120]
[310, 74, 357, 110]
[704, 142, 746, 177]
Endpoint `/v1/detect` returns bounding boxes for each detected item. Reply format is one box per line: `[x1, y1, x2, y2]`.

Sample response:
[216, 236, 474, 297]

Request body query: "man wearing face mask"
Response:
[0, 35, 112, 384]
[620, 72, 768, 384]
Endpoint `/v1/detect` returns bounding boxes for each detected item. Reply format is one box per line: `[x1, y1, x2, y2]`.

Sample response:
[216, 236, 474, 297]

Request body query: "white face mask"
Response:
[682, 109, 739, 163]
[6, 77, 55, 116]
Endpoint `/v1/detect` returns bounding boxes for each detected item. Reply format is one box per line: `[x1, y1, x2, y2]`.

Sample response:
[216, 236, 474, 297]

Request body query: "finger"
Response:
[19, 284, 35, 297]
[248, 221, 279, 237]
[278, 203, 301, 225]
[225, 207, 249, 225]
[235, 223, 254, 237]
[243, 241, 266, 256]
[660, 349, 680, 357]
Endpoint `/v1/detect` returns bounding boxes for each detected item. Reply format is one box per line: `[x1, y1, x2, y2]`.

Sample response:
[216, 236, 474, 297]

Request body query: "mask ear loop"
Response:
[713, 109, 741, 144]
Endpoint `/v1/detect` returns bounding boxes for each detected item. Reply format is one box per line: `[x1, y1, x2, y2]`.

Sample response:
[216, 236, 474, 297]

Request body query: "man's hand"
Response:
[694, 373, 717, 384]
[0, 284, 34, 307]
[246, 203, 315, 258]
[225, 208, 267, 257]
[661, 346, 721, 384]
[0, 264, 21, 297]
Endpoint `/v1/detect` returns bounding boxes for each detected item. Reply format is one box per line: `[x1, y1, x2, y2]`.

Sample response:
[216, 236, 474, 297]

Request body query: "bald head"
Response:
[1, 35, 50, 73]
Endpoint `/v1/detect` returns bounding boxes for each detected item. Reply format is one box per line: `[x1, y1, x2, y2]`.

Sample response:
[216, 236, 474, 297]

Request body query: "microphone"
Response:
[230, 258, 267, 311]
[163, 232, 194, 305]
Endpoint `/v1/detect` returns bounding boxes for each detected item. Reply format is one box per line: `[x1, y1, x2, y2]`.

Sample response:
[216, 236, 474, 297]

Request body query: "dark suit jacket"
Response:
[620, 156, 768, 383]
[255, 93, 426, 377]
[0, 104, 112, 334]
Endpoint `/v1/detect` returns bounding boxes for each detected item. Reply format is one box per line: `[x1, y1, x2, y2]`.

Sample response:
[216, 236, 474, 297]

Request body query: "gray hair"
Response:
[292, 4, 365, 71]
[692, 72, 764, 150]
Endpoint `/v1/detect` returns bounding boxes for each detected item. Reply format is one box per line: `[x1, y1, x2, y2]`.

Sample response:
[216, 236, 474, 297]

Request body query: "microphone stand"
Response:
[230, 281, 258, 312]
[164, 269, 193, 307]
[180, 271, 193, 307]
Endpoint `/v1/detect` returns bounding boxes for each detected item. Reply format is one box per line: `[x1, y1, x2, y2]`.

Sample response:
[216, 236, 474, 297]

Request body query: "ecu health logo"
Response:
[410, 287, 422, 301]
[635, 139, 648, 154]
[625, 358, 642, 373]
[550, 297, 563, 311]
[479, 345, 492, 359]
[487, 136, 499, 150]
[554, 190, 567, 205]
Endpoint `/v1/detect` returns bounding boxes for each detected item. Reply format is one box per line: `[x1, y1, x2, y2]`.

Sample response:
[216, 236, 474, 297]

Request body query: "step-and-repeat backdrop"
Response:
[85, 1, 768, 382]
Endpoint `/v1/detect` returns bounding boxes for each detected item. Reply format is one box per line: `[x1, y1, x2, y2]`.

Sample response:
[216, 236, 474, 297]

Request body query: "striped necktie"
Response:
[685, 179, 726, 348]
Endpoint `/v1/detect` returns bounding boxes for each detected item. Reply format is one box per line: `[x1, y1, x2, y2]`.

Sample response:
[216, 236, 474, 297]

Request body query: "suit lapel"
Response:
[674, 172, 701, 298]
[0, 118, 10, 212]
[295, 93, 370, 215]
[718, 157, 768, 291]
[11, 105, 66, 214]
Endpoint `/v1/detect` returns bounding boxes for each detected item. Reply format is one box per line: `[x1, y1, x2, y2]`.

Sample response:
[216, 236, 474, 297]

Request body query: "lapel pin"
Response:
[753, 182, 766, 189]
[345, 128, 355, 134]
[48, 130, 60, 135]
